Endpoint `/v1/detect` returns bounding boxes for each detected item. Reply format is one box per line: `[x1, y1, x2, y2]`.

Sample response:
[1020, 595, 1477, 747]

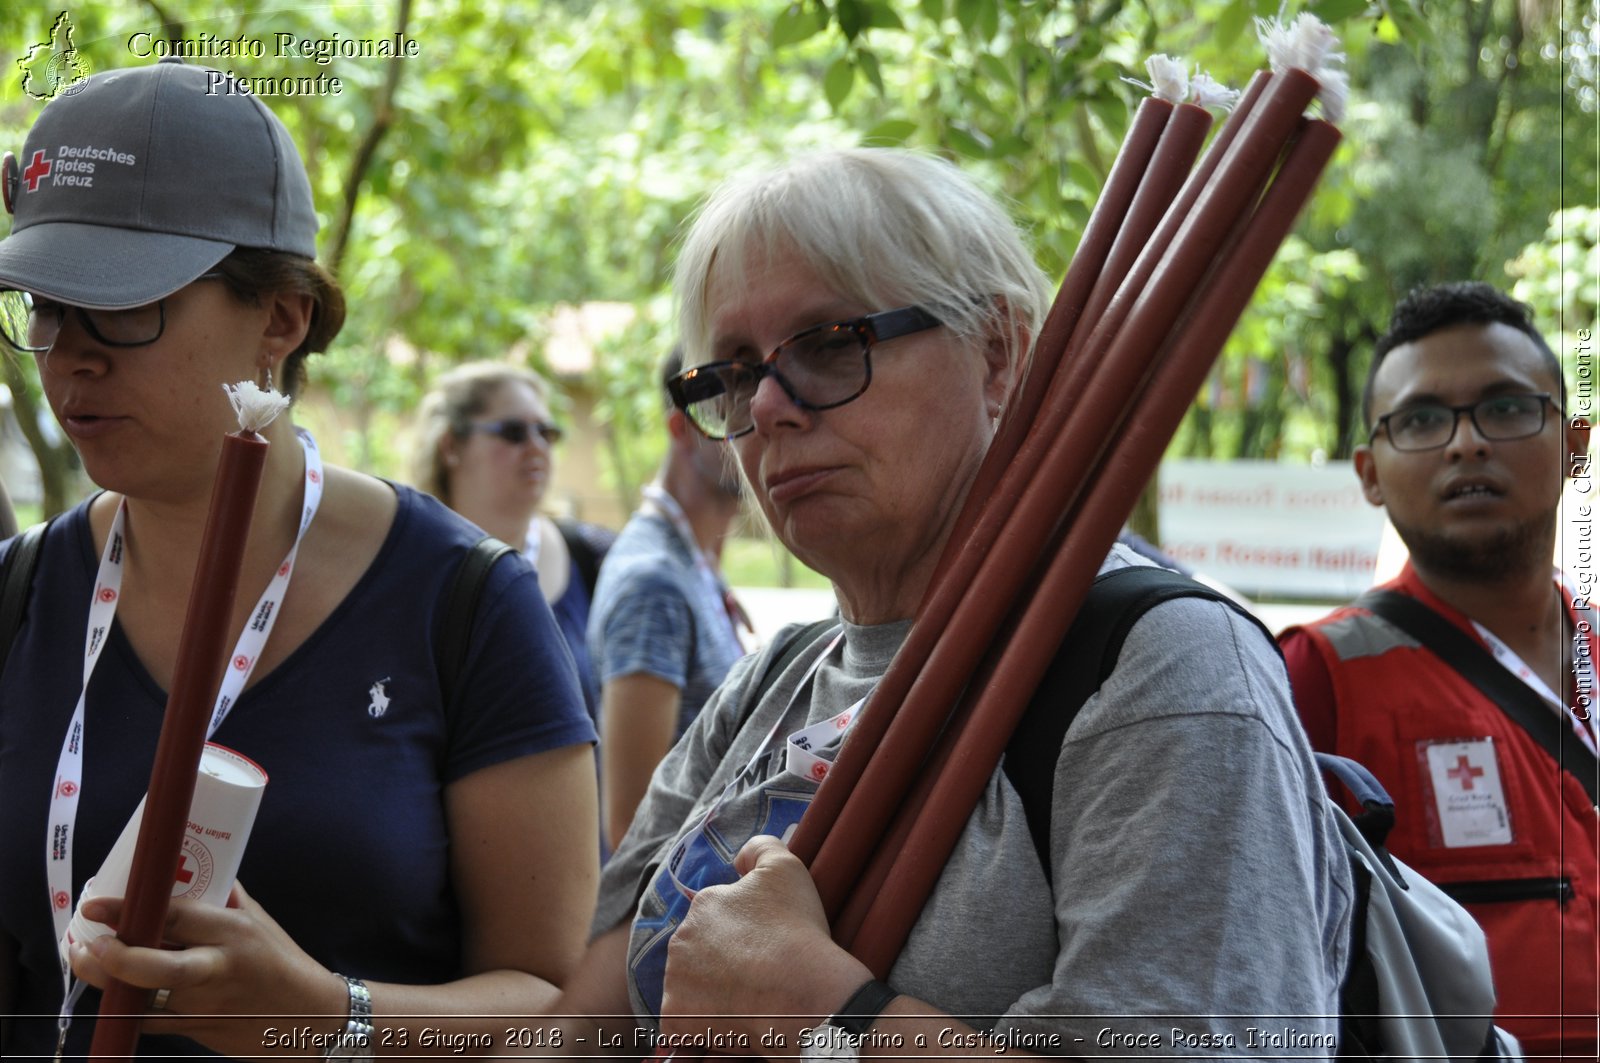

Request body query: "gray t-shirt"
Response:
[594, 546, 1353, 1058]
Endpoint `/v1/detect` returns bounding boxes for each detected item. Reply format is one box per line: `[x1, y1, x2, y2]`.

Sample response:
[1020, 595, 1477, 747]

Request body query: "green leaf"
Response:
[1307, 0, 1371, 23]
[978, 0, 1000, 39]
[772, 3, 823, 49]
[1379, 0, 1435, 47]
[838, 0, 866, 40]
[945, 122, 994, 157]
[1088, 95, 1129, 144]
[1214, 0, 1251, 51]
[1061, 198, 1094, 230]
[824, 55, 856, 110]
[864, 0, 906, 29]
[977, 53, 1015, 90]
[1065, 159, 1101, 195]
[955, 0, 985, 35]
[863, 118, 919, 144]
[858, 48, 886, 93]
[918, 0, 947, 22]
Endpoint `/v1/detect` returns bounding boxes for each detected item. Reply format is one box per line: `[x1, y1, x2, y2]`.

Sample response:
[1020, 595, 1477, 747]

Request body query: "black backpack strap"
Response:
[745, 617, 838, 723]
[1004, 565, 1273, 882]
[0, 520, 49, 676]
[1357, 589, 1600, 806]
[554, 517, 612, 600]
[435, 536, 517, 714]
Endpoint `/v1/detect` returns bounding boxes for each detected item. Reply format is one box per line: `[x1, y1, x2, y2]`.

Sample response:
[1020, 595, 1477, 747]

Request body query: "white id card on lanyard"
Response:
[46, 429, 323, 1053]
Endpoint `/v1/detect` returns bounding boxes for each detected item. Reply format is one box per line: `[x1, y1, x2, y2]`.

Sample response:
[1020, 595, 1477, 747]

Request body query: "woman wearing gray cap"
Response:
[0, 61, 599, 1059]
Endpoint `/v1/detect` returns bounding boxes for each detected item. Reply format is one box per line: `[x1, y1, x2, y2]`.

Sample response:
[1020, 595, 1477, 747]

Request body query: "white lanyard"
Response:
[1470, 580, 1599, 754]
[47, 430, 323, 1037]
[666, 628, 845, 900]
[640, 484, 747, 652]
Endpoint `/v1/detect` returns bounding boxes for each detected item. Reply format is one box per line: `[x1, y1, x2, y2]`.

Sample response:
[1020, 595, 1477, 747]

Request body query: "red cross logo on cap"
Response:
[22, 150, 52, 192]
[1447, 754, 1485, 791]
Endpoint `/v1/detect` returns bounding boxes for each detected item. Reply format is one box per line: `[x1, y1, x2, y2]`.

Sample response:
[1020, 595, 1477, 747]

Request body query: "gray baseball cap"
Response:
[0, 59, 317, 310]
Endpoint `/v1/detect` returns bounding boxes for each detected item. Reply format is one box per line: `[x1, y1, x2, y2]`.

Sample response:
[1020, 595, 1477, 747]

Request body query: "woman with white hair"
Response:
[554, 147, 1352, 1058]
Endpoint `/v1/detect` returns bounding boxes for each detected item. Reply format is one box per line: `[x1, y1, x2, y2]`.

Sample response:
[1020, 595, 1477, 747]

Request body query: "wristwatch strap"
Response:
[323, 975, 374, 1060]
[827, 979, 899, 1038]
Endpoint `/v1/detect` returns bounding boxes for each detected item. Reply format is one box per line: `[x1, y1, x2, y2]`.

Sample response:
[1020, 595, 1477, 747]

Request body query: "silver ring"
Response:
[150, 987, 172, 1011]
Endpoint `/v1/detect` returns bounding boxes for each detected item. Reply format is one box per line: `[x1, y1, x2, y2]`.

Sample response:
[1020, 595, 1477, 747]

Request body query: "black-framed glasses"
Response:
[0, 272, 227, 353]
[469, 418, 564, 446]
[1369, 393, 1556, 452]
[667, 305, 942, 441]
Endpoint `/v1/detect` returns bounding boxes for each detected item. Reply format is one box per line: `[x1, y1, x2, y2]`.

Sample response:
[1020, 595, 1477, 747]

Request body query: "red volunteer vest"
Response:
[1283, 567, 1599, 1058]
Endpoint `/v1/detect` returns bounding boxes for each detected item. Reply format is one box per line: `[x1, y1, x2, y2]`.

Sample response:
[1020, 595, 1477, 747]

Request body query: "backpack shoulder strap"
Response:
[1003, 565, 1271, 881]
[0, 520, 49, 676]
[436, 536, 517, 714]
[1358, 588, 1600, 806]
[743, 617, 838, 724]
[554, 517, 609, 599]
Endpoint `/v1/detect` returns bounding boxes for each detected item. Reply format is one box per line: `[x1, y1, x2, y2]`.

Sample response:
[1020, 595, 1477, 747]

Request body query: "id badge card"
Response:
[1417, 737, 1514, 848]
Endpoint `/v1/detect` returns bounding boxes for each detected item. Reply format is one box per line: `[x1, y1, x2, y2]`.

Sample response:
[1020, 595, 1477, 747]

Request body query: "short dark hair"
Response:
[1362, 282, 1561, 426]
[210, 247, 346, 400]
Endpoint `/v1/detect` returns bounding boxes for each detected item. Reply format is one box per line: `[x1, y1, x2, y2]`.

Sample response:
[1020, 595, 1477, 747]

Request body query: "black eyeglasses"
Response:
[1370, 393, 1556, 452]
[469, 418, 564, 446]
[667, 306, 942, 440]
[0, 272, 227, 353]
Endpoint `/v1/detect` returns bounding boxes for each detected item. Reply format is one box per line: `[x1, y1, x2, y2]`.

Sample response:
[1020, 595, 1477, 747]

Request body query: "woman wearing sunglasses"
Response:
[0, 62, 598, 1060]
[557, 148, 1351, 1057]
[415, 362, 612, 722]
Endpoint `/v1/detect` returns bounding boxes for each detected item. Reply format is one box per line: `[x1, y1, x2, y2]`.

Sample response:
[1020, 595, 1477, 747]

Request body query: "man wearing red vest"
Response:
[1281, 282, 1597, 1059]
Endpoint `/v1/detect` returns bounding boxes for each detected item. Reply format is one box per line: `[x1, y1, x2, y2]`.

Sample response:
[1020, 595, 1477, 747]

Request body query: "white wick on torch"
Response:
[1144, 54, 1189, 103]
[223, 381, 292, 434]
[1189, 70, 1241, 112]
[1257, 12, 1348, 123]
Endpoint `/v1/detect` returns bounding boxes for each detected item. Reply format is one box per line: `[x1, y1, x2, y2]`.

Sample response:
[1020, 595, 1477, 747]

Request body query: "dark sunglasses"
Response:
[468, 418, 564, 445]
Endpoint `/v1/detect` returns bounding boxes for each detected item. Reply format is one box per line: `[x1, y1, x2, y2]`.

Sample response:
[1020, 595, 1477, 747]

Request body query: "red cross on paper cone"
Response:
[175, 852, 194, 886]
[22, 150, 51, 192]
[1446, 754, 1485, 790]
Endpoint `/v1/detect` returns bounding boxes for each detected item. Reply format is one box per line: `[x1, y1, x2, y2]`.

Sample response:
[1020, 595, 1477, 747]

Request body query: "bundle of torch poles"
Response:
[788, 22, 1346, 979]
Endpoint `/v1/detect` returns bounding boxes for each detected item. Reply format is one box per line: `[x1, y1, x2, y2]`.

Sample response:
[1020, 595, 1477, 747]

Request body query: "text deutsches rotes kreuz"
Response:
[22, 145, 137, 191]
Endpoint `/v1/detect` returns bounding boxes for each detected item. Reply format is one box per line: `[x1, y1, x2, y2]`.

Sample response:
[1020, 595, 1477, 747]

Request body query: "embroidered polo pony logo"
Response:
[367, 678, 392, 718]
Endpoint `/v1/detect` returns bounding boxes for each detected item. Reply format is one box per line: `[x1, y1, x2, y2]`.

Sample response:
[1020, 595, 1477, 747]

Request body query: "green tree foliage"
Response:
[0, 0, 1591, 521]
